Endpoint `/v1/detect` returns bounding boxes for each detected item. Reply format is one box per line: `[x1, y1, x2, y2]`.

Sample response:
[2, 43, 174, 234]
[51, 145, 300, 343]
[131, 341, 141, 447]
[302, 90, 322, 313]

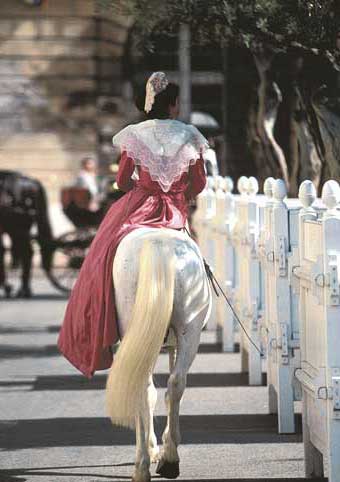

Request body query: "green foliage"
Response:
[96, 0, 340, 53]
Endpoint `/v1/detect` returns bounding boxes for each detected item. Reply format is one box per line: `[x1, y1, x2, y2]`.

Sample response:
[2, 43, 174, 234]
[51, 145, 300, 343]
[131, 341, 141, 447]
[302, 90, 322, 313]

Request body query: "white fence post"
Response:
[294, 179, 340, 481]
[212, 176, 227, 341]
[212, 176, 236, 350]
[258, 177, 275, 402]
[232, 176, 263, 385]
[246, 177, 263, 385]
[271, 180, 296, 433]
[221, 177, 236, 352]
[232, 176, 249, 374]
[258, 178, 303, 433]
[322, 182, 340, 482]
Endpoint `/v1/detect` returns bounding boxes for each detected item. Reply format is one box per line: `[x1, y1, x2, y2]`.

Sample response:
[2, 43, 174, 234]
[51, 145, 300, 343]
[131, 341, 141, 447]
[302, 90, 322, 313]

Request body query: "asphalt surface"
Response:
[0, 274, 323, 482]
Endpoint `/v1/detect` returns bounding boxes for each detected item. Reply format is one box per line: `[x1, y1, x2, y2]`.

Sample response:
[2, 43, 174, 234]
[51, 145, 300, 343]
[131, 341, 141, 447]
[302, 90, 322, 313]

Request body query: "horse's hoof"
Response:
[132, 473, 151, 482]
[132, 462, 151, 482]
[156, 459, 180, 479]
[16, 287, 32, 299]
[149, 446, 160, 463]
[4, 284, 13, 298]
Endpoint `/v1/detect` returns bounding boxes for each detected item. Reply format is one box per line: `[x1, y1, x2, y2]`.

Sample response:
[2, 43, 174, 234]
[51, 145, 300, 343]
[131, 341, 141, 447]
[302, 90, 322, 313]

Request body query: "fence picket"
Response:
[195, 175, 340, 476]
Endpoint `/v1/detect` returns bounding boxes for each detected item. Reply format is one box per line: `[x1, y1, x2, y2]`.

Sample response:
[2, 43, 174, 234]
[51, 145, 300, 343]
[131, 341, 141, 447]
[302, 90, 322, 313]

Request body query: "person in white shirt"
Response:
[75, 157, 99, 199]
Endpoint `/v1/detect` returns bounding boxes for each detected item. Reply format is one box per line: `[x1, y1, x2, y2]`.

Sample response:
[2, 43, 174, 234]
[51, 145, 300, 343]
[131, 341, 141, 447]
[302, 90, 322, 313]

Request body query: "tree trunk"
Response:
[312, 101, 340, 183]
[247, 51, 287, 187]
[295, 109, 323, 189]
[274, 52, 323, 196]
[223, 46, 287, 188]
[263, 83, 288, 186]
[299, 53, 340, 190]
[274, 82, 300, 195]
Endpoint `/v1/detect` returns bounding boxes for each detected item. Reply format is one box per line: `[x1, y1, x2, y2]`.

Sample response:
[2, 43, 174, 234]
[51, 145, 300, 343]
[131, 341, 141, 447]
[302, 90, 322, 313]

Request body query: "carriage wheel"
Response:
[46, 229, 95, 294]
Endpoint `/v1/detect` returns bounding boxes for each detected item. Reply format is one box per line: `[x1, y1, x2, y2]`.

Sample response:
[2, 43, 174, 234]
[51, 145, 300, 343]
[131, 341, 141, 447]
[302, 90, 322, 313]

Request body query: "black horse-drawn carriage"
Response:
[0, 170, 122, 297]
[48, 184, 120, 293]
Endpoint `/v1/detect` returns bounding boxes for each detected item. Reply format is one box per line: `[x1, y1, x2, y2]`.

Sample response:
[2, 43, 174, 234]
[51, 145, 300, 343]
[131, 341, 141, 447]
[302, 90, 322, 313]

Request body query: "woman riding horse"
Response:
[58, 72, 211, 481]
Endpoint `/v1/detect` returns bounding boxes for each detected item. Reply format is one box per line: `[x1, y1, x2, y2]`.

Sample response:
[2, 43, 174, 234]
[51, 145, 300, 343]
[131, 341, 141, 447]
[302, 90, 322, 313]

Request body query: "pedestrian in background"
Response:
[75, 157, 100, 211]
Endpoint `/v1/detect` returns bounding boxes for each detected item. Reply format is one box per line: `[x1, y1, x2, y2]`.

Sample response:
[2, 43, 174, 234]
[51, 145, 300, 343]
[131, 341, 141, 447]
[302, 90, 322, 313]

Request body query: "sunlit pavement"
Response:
[0, 274, 313, 482]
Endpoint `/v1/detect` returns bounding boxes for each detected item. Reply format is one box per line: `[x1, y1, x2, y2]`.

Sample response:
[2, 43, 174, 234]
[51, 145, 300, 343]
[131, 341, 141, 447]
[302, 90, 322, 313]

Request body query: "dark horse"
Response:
[0, 170, 53, 298]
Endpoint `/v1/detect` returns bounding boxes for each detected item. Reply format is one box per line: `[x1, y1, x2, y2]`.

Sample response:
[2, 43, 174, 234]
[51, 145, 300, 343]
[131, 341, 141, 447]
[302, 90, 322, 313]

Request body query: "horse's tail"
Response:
[106, 238, 176, 429]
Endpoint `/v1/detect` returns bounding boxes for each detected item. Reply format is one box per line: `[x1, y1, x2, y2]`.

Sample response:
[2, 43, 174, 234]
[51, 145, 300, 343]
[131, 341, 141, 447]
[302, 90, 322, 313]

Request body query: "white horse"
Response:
[106, 227, 211, 482]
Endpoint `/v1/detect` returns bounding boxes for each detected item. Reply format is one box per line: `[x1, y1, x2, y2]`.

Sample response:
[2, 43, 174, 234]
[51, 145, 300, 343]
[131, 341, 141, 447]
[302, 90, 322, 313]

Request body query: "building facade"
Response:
[0, 0, 133, 202]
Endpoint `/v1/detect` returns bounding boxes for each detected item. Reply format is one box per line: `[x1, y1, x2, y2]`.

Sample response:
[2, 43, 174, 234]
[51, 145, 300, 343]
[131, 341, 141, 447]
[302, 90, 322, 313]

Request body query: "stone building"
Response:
[0, 0, 134, 202]
[0, 0, 225, 205]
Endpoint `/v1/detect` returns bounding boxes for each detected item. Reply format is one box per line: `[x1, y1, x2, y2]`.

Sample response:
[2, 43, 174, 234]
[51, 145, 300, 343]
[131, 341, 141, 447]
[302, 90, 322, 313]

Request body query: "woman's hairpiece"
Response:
[144, 72, 169, 114]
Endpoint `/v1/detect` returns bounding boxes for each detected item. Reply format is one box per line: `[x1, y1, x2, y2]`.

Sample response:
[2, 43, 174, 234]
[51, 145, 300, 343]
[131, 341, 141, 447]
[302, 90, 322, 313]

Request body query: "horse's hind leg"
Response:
[147, 375, 159, 463]
[132, 375, 159, 480]
[133, 407, 151, 482]
[157, 310, 208, 479]
[0, 236, 12, 298]
[16, 234, 33, 298]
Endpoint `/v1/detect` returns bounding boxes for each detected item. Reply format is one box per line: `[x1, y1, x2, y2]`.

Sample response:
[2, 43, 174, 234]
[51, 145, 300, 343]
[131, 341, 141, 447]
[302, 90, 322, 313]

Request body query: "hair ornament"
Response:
[144, 72, 169, 113]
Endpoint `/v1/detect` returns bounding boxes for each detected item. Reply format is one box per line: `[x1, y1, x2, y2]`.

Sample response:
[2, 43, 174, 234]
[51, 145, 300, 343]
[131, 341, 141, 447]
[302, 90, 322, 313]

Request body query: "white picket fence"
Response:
[193, 175, 340, 482]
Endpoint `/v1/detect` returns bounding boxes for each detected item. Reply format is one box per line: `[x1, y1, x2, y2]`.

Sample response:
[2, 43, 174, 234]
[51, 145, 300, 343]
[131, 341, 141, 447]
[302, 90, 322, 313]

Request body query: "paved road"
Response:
[0, 275, 320, 481]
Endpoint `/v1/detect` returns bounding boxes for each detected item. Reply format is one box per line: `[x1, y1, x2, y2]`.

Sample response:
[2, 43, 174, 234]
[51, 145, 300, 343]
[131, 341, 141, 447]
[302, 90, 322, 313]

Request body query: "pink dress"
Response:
[58, 151, 206, 377]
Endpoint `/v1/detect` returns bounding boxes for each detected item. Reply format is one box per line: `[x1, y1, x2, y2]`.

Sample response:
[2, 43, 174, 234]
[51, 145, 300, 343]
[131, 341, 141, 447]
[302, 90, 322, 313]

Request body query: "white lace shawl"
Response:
[112, 119, 209, 192]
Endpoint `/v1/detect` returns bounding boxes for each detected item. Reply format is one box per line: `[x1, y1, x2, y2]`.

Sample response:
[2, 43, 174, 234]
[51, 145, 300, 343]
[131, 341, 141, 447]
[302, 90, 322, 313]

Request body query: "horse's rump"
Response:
[105, 227, 211, 481]
[106, 227, 211, 428]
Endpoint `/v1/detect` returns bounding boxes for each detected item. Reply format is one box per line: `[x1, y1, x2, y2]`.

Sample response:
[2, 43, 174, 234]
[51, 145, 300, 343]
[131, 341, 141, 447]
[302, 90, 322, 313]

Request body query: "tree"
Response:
[96, 0, 340, 194]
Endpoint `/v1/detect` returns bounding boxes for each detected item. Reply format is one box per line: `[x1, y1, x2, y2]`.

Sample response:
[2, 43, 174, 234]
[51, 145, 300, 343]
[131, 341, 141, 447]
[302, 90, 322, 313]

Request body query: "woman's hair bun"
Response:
[134, 82, 179, 119]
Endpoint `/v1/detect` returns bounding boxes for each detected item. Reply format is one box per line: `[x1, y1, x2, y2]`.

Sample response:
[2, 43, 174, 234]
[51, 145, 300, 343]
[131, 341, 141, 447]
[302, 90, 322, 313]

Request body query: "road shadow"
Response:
[197, 342, 223, 353]
[0, 463, 134, 481]
[47, 325, 61, 333]
[0, 414, 302, 451]
[196, 342, 239, 353]
[167, 480, 326, 482]
[172, 480, 326, 482]
[36, 372, 253, 390]
[0, 475, 327, 482]
[0, 372, 266, 391]
[0, 334, 237, 361]
[1, 293, 68, 301]
[0, 325, 60, 335]
[0, 477, 27, 482]
[0, 344, 60, 359]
